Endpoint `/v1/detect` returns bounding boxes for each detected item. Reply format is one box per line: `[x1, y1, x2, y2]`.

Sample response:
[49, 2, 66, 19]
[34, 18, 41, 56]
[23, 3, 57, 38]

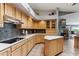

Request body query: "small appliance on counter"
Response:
[20, 29, 28, 36]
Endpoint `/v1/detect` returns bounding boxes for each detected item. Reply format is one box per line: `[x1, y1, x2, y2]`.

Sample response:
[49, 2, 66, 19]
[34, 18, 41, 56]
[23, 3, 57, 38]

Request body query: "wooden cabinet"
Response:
[46, 20, 57, 35]
[39, 21, 46, 29]
[21, 13, 28, 28]
[27, 16, 33, 28]
[11, 39, 25, 56]
[35, 35, 44, 44]
[57, 38, 64, 54]
[45, 38, 64, 56]
[74, 36, 77, 48]
[74, 36, 79, 48]
[27, 37, 35, 54]
[11, 47, 21, 56]
[45, 40, 57, 56]
[46, 21, 50, 28]
[11, 39, 28, 56]
[0, 3, 4, 27]
[46, 20, 56, 29]
[33, 20, 39, 29]
[5, 3, 16, 18]
[51, 20, 56, 28]
[21, 42, 28, 56]
[33, 20, 46, 29]
[0, 48, 11, 56]
[15, 8, 22, 20]
[46, 29, 57, 35]
[0, 34, 44, 56]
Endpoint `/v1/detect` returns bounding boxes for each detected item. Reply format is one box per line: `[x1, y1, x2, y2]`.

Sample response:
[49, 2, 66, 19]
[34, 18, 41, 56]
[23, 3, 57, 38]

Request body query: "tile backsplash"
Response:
[0, 23, 21, 41]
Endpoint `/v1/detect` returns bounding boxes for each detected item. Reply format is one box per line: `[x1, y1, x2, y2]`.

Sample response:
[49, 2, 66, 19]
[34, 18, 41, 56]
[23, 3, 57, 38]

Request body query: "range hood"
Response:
[4, 15, 23, 24]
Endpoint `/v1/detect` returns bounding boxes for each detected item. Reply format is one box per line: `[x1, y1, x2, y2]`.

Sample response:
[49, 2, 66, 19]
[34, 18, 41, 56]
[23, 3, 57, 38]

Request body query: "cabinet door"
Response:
[77, 38, 79, 48]
[0, 48, 11, 56]
[27, 16, 33, 28]
[57, 38, 64, 53]
[39, 21, 46, 29]
[45, 40, 57, 56]
[74, 37, 77, 48]
[46, 21, 50, 28]
[5, 4, 15, 18]
[30, 38, 34, 49]
[21, 13, 28, 28]
[21, 43, 28, 56]
[46, 29, 57, 35]
[35, 35, 39, 43]
[51, 20, 56, 29]
[0, 3, 4, 27]
[15, 9, 22, 20]
[12, 47, 21, 56]
[27, 40, 31, 54]
[39, 35, 44, 43]
[49, 40, 57, 56]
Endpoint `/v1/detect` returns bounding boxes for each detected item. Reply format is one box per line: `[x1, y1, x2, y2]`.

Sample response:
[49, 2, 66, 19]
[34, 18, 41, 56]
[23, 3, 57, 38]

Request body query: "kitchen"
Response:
[0, 3, 79, 56]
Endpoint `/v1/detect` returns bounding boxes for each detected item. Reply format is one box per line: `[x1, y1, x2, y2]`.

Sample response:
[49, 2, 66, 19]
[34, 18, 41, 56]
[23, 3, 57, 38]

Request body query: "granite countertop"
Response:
[44, 36, 63, 40]
[0, 33, 46, 52]
[0, 43, 11, 52]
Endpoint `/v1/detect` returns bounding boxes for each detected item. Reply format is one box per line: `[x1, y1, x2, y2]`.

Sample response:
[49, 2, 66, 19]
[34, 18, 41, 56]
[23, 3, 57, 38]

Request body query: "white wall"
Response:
[60, 12, 79, 25]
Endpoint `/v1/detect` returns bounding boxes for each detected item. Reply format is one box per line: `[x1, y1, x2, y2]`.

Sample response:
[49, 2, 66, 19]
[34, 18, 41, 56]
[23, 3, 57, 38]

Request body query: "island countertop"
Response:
[44, 36, 63, 40]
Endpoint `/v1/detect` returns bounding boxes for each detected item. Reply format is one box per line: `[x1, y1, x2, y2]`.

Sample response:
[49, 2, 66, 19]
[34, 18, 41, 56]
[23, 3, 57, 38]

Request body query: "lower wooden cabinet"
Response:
[0, 48, 11, 56]
[0, 34, 45, 56]
[27, 40, 31, 54]
[35, 35, 44, 44]
[57, 38, 64, 53]
[11, 47, 21, 56]
[21, 43, 28, 56]
[45, 40, 57, 56]
[74, 36, 79, 49]
[45, 38, 64, 56]
[27, 37, 35, 54]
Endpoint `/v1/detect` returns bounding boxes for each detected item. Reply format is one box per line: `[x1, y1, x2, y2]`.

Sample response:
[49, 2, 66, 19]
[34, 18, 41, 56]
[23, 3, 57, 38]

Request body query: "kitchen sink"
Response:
[0, 38, 24, 44]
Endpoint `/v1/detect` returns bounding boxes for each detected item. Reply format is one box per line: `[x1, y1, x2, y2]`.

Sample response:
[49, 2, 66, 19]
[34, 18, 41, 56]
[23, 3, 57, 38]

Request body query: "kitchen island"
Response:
[44, 36, 64, 56]
[74, 36, 79, 49]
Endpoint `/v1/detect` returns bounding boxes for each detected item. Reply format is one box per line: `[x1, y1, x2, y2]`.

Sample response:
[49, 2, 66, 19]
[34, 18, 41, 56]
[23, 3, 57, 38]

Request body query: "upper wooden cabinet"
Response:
[21, 13, 28, 28]
[33, 20, 46, 29]
[46, 21, 50, 28]
[39, 20, 46, 29]
[5, 4, 16, 18]
[27, 16, 33, 29]
[46, 20, 57, 35]
[15, 8, 22, 20]
[33, 20, 39, 29]
[0, 3, 4, 27]
[46, 20, 56, 29]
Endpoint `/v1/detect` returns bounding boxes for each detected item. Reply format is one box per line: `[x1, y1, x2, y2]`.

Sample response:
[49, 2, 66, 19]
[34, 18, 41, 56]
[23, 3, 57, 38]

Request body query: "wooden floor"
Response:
[59, 39, 79, 56]
[27, 39, 79, 56]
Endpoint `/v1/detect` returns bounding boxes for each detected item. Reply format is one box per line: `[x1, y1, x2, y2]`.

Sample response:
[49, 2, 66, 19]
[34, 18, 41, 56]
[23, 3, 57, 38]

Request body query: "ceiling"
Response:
[29, 3, 79, 12]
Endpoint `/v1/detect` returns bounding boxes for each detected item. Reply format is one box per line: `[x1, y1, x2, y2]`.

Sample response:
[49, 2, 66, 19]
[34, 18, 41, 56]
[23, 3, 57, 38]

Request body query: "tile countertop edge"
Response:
[0, 33, 46, 52]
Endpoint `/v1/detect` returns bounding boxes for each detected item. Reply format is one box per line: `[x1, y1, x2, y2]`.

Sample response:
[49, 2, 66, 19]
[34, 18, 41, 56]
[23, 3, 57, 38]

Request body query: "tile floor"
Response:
[27, 39, 79, 56]
[28, 44, 44, 56]
[59, 39, 79, 56]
